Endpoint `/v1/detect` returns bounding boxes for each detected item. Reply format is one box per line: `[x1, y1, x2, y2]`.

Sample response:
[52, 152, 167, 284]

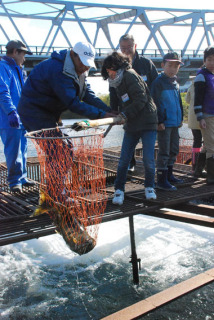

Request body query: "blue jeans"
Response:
[114, 130, 157, 191]
[0, 128, 28, 187]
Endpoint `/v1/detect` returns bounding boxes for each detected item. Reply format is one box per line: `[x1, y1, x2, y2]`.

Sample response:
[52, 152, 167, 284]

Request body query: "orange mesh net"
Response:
[26, 127, 107, 255]
[176, 137, 192, 164]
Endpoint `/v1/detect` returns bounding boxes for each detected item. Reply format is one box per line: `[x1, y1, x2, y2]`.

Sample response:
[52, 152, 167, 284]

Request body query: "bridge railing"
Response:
[0, 45, 67, 56]
[140, 49, 204, 59]
[0, 45, 204, 59]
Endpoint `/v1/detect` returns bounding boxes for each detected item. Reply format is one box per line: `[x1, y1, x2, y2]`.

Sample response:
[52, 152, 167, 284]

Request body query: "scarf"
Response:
[108, 68, 124, 88]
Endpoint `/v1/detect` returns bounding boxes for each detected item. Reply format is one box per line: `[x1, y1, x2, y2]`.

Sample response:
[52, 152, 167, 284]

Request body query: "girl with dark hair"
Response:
[101, 52, 158, 204]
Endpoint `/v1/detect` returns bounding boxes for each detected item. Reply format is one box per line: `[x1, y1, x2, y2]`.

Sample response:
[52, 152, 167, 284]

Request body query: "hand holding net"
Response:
[71, 116, 123, 131]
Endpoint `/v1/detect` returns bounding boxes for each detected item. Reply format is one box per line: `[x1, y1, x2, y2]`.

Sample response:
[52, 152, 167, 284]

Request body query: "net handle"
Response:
[25, 126, 105, 140]
[71, 116, 121, 131]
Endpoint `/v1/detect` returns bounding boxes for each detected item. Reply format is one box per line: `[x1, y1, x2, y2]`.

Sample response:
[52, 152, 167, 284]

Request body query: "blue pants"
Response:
[0, 128, 28, 187]
[114, 130, 157, 191]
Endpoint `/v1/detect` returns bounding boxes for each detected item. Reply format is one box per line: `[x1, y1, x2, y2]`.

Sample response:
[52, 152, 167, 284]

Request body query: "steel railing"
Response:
[0, 45, 205, 58]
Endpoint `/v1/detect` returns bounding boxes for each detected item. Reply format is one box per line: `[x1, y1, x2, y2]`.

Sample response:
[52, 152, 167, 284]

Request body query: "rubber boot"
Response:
[206, 156, 214, 185]
[192, 148, 201, 172]
[156, 170, 177, 191]
[167, 165, 183, 184]
[194, 152, 207, 178]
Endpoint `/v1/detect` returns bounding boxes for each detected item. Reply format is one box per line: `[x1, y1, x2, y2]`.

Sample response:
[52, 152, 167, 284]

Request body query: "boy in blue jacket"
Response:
[151, 52, 183, 190]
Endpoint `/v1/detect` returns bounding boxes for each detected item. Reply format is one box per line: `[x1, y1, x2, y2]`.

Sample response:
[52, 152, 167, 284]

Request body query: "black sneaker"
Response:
[23, 180, 36, 187]
[168, 175, 183, 184]
[10, 185, 22, 193]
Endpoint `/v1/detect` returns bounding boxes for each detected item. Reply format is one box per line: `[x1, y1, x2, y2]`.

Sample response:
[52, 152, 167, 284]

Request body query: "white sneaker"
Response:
[145, 187, 157, 200]
[112, 189, 124, 205]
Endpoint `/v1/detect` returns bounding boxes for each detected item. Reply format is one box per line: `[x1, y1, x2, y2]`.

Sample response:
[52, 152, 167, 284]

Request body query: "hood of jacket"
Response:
[51, 50, 77, 80]
[51, 49, 87, 99]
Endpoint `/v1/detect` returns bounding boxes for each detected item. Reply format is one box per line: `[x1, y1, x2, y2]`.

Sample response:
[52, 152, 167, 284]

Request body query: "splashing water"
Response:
[0, 215, 214, 320]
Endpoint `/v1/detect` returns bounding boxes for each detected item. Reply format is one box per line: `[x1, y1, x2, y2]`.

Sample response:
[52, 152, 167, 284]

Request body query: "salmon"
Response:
[33, 190, 96, 255]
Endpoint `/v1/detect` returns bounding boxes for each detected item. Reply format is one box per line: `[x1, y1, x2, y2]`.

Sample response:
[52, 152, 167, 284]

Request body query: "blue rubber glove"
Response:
[8, 110, 20, 128]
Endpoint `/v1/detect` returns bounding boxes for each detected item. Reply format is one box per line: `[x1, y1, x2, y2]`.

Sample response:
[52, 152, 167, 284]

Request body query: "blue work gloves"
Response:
[8, 110, 20, 128]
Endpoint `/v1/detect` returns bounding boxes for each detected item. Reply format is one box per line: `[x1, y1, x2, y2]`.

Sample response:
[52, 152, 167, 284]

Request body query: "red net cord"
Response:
[29, 127, 107, 255]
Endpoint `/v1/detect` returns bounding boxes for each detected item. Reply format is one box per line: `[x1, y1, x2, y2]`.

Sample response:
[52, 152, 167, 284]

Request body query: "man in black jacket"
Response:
[110, 34, 158, 171]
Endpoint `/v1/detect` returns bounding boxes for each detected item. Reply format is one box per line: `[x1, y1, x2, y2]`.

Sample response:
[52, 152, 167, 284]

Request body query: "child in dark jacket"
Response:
[102, 52, 158, 204]
[151, 52, 183, 191]
[194, 46, 214, 184]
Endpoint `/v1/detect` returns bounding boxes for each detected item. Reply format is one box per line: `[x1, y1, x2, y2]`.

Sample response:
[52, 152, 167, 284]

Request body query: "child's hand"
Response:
[158, 123, 165, 131]
[199, 119, 206, 129]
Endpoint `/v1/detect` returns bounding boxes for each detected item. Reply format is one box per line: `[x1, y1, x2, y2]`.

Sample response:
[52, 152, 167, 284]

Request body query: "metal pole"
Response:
[129, 215, 141, 285]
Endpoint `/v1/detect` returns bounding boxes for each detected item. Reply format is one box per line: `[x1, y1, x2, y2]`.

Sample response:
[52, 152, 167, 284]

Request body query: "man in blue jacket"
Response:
[18, 41, 114, 131]
[0, 40, 35, 193]
[18, 42, 115, 204]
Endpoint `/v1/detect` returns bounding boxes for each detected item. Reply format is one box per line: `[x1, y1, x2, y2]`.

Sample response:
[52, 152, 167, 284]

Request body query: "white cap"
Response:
[72, 42, 96, 68]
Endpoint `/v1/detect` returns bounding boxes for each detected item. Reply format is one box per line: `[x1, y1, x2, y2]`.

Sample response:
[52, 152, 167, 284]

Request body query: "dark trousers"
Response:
[157, 127, 179, 170]
[192, 129, 203, 148]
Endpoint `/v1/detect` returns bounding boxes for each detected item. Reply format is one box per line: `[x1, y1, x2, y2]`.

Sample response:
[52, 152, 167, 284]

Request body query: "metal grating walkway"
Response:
[0, 153, 214, 246]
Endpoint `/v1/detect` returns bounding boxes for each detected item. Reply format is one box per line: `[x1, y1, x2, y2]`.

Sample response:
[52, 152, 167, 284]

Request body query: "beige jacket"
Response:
[186, 83, 200, 130]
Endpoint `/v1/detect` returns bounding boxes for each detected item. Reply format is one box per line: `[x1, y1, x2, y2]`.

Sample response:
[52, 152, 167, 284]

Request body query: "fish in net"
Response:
[26, 126, 107, 255]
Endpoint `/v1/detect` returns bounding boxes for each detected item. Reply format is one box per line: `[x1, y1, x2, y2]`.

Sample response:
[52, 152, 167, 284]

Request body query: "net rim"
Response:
[25, 126, 105, 140]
